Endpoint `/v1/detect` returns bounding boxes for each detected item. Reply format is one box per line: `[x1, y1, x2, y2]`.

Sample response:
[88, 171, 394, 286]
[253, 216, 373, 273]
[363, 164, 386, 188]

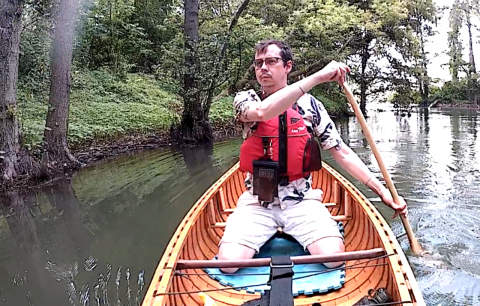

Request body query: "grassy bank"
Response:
[17, 69, 346, 151]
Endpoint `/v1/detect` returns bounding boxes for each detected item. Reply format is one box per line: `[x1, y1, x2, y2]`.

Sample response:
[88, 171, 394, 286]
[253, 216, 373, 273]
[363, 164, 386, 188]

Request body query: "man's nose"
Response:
[260, 61, 268, 70]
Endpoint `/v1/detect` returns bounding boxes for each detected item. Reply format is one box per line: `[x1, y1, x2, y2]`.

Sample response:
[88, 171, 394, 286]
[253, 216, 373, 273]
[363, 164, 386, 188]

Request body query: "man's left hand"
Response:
[380, 189, 408, 219]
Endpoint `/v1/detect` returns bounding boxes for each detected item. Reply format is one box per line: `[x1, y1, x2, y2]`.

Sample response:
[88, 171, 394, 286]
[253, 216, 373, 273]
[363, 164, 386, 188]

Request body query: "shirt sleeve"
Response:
[233, 89, 261, 139]
[233, 89, 262, 123]
[306, 94, 344, 150]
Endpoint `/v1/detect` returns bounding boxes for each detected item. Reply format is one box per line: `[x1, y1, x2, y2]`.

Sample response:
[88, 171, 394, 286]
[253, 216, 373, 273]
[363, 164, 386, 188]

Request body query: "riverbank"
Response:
[70, 127, 240, 165]
[432, 102, 480, 110]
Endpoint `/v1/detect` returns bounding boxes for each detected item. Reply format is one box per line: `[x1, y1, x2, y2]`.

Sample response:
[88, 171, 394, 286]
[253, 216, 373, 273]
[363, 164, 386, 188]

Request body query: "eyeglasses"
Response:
[253, 57, 284, 69]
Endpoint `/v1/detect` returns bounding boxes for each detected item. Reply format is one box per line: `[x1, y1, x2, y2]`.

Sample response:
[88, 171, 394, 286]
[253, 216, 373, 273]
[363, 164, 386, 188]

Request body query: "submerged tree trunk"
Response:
[44, 0, 81, 172]
[181, 0, 212, 143]
[0, 0, 38, 183]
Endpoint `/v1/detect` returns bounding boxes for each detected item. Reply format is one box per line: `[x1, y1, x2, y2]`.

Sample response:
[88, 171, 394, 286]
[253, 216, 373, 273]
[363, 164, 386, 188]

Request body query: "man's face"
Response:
[254, 45, 292, 92]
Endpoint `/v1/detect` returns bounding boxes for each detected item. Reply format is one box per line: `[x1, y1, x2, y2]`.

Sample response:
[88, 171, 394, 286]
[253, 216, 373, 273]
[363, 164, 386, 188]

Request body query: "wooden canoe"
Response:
[142, 162, 425, 306]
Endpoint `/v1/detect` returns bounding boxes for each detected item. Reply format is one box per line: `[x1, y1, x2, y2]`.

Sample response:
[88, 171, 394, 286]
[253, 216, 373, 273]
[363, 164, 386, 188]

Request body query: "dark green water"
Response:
[1, 108, 479, 306]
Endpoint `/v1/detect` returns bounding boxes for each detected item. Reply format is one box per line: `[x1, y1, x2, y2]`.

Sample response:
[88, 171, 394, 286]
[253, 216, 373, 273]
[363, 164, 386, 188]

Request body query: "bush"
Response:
[430, 80, 469, 102]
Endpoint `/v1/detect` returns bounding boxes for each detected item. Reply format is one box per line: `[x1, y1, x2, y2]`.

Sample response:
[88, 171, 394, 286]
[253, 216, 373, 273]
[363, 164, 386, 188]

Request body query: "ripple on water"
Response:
[44, 257, 146, 306]
[417, 269, 480, 306]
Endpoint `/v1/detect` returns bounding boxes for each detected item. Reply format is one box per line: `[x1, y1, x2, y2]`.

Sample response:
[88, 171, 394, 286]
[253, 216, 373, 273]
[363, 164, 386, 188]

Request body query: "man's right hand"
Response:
[316, 61, 350, 85]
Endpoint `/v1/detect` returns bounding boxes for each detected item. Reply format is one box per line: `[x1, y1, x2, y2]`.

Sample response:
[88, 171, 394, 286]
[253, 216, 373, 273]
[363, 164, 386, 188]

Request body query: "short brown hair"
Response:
[254, 39, 293, 67]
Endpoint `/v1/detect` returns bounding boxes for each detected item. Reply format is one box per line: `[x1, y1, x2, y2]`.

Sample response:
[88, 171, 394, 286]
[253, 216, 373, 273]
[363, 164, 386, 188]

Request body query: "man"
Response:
[218, 39, 407, 273]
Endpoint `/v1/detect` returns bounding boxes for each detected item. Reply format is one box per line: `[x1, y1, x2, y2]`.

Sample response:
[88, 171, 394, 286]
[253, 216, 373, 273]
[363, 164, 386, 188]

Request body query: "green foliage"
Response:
[16, 68, 243, 149]
[67, 70, 183, 145]
[75, 0, 180, 73]
[17, 70, 184, 147]
[13, 0, 450, 151]
[310, 85, 350, 117]
[447, 0, 464, 82]
[209, 97, 235, 127]
[18, 0, 54, 92]
[389, 85, 421, 106]
[430, 80, 470, 102]
[18, 25, 52, 88]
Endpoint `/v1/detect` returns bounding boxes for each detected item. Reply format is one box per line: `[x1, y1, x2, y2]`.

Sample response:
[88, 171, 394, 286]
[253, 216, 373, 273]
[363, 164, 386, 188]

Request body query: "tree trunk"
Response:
[0, 0, 38, 183]
[181, 0, 212, 143]
[465, 7, 477, 103]
[44, 0, 80, 172]
[419, 23, 429, 101]
[360, 40, 370, 116]
[448, 1, 462, 83]
[465, 6, 476, 73]
[0, 0, 23, 181]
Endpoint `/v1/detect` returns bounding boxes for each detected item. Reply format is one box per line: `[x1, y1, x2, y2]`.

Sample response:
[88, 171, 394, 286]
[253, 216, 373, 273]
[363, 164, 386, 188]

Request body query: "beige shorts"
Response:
[219, 191, 343, 253]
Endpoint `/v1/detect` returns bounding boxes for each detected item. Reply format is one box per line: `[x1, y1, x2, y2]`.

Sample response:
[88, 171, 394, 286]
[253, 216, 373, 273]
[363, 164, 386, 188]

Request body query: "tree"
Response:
[180, 0, 251, 142]
[44, 0, 81, 172]
[0, 0, 38, 182]
[346, 0, 411, 115]
[447, 0, 464, 83]
[459, 0, 478, 103]
[181, 0, 206, 142]
[445, 0, 478, 103]
[408, 0, 438, 103]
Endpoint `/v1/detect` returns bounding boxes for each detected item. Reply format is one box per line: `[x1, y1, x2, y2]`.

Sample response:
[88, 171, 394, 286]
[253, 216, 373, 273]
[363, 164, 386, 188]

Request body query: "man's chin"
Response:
[258, 80, 274, 88]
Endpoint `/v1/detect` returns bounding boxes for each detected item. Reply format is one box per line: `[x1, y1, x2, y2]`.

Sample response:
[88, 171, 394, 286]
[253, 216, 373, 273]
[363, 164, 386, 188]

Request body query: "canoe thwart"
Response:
[175, 248, 386, 270]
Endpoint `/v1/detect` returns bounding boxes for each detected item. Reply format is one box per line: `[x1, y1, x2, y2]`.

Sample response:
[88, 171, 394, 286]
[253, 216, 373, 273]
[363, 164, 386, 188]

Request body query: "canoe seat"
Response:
[204, 223, 346, 296]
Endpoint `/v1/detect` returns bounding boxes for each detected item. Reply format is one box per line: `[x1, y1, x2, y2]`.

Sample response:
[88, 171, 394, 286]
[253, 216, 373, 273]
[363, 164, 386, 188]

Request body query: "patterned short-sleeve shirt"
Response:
[234, 89, 344, 209]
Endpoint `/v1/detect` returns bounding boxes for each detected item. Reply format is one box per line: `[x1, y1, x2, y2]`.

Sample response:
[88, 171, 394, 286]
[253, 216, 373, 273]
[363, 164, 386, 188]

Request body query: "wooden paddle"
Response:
[341, 83, 424, 256]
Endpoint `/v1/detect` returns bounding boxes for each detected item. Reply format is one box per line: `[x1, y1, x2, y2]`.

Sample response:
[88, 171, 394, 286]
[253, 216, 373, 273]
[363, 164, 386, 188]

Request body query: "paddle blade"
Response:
[199, 292, 217, 306]
[401, 215, 425, 255]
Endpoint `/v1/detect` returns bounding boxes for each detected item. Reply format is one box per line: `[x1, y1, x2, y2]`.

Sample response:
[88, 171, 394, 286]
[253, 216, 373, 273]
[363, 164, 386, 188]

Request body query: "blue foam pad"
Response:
[204, 223, 345, 296]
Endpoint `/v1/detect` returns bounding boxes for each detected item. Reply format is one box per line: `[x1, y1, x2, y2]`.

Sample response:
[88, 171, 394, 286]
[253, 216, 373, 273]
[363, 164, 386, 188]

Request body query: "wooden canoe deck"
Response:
[142, 162, 425, 306]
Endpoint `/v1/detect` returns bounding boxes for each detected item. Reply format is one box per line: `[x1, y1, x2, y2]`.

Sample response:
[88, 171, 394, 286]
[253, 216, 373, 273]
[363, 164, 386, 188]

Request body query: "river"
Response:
[0, 108, 479, 306]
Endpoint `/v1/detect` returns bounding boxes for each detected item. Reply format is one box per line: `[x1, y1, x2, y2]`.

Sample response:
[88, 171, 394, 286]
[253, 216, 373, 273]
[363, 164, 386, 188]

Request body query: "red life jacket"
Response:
[239, 106, 321, 182]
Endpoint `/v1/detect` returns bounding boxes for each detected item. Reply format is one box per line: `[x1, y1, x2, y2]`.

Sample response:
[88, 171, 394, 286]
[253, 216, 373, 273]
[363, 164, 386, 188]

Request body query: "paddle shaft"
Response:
[342, 83, 423, 255]
[176, 248, 385, 270]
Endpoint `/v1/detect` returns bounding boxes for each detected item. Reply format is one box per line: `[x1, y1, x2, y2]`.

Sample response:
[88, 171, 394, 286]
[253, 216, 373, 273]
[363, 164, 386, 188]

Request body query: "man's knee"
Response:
[307, 237, 345, 269]
[217, 242, 256, 273]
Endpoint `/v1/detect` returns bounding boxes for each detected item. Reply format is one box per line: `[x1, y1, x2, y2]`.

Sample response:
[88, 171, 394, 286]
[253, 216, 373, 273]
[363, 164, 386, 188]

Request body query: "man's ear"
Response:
[285, 60, 293, 74]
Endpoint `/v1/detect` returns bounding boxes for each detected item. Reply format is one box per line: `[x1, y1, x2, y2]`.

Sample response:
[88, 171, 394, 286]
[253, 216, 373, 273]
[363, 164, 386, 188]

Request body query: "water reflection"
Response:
[0, 141, 240, 306]
[1, 109, 480, 306]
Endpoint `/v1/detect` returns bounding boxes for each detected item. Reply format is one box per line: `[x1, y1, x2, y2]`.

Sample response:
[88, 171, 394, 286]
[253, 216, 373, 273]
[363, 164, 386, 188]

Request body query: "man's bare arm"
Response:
[238, 61, 349, 122]
[329, 143, 408, 218]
